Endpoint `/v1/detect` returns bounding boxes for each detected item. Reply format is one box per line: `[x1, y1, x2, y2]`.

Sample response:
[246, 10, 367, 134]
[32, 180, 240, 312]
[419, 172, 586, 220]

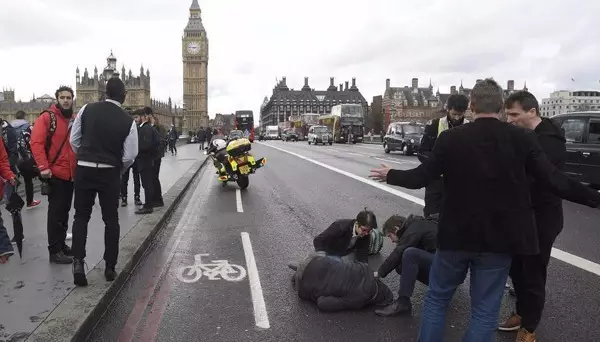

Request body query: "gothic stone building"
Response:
[259, 77, 368, 131]
[75, 51, 178, 126]
[381, 77, 528, 127]
[0, 89, 54, 122]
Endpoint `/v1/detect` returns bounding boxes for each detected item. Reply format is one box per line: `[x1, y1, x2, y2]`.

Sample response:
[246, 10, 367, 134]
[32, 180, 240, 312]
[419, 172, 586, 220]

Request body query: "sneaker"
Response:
[121, 198, 127, 207]
[516, 328, 536, 342]
[26, 200, 42, 209]
[11, 236, 24, 244]
[498, 313, 521, 331]
[66, 233, 72, 240]
[134, 197, 143, 206]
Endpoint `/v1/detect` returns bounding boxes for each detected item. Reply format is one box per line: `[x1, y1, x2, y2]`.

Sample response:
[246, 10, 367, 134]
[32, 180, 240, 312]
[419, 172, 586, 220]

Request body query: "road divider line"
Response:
[262, 143, 425, 206]
[240, 232, 270, 329]
[236, 188, 244, 212]
[262, 143, 600, 277]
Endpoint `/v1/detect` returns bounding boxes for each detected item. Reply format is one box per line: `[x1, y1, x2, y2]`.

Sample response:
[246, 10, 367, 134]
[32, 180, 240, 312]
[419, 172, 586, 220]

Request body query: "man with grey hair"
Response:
[369, 79, 600, 341]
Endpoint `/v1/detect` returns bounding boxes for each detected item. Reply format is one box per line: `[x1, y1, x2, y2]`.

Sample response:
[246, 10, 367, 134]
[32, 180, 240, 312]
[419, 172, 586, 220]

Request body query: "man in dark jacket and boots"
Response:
[313, 209, 377, 264]
[498, 91, 568, 341]
[197, 126, 206, 150]
[417, 94, 469, 217]
[70, 78, 138, 286]
[136, 109, 161, 214]
[120, 110, 142, 206]
[288, 251, 393, 312]
[374, 214, 438, 316]
[167, 125, 178, 155]
[150, 113, 165, 207]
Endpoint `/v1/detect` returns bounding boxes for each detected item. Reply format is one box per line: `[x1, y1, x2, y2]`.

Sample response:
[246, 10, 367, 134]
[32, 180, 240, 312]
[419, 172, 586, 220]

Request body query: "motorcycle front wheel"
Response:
[237, 175, 249, 190]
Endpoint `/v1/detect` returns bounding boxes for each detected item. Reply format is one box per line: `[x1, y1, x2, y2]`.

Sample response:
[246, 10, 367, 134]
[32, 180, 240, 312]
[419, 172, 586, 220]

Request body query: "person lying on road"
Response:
[288, 251, 393, 312]
[374, 214, 438, 316]
[313, 208, 377, 264]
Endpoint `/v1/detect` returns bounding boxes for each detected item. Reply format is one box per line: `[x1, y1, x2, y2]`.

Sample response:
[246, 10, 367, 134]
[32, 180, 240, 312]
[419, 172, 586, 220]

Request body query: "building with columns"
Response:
[75, 51, 178, 125]
[259, 77, 368, 131]
[182, 0, 209, 133]
[540, 90, 600, 117]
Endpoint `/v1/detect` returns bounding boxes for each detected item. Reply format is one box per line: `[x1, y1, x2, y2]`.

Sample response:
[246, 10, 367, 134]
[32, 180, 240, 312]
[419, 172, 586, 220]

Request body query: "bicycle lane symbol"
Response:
[176, 253, 247, 283]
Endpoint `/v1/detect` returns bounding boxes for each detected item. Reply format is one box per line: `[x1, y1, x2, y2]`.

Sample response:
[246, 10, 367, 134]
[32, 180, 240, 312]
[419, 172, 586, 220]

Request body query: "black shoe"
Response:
[121, 198, 127, 207]
[134, 197, 143, 206]
[63, 245, 74, 257]
[375, 298, 413, 317]
[105, 267, 117, 281]
[135, 207, 153, 214]
[73, 258, 88, 286]
[50, 251, 73, 264]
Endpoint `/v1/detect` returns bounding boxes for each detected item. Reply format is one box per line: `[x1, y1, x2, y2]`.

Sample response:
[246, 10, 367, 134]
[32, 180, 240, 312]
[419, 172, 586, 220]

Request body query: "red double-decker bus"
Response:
[234, 110, 255, 142]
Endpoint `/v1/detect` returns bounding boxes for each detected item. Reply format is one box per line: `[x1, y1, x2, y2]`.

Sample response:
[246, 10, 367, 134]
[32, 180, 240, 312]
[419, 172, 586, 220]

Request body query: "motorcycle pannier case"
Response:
[226, 138, 252, 157]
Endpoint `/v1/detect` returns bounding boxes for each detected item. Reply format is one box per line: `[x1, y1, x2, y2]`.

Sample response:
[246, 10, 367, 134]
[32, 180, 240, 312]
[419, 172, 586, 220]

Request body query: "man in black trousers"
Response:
[135, 109, 160, 215]
[120, 109, 142, 207]
[498, 91, 568, 340]
[70, 78, 138, 286]
[150, 112, 165, 207]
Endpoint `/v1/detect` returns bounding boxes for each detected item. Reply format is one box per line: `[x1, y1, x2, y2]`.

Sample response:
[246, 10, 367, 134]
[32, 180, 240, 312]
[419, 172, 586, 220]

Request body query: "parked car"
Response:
[307, 125, 333, 145]
[550, 112, 600, 189]
[383, 122, 425, 155]
[282, 129, 298, 141]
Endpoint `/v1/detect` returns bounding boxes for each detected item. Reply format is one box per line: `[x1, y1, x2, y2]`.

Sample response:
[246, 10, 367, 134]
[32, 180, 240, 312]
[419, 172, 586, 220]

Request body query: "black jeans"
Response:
[71, 166, 121, 267]
[168, 140, 177, 154]
[120, 161, 140, 199]
[47, 177, 74, 254]
[396, 247, 434, 298]
[153, 158, 163, 204]
[138, 159, 155, 209]
[19, 171, 35, 204]
[511, 205, 563, 332]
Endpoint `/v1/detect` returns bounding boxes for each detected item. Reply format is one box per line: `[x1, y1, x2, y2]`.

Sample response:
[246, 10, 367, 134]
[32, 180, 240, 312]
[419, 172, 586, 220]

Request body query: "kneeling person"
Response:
[313, 209, 377, 264]
[288, 252, 393, 312]
[374, 214, 438, 316]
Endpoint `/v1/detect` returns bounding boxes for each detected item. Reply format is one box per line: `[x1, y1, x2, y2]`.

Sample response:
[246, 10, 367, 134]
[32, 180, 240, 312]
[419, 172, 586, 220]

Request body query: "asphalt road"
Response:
[89, 141, 600, 342]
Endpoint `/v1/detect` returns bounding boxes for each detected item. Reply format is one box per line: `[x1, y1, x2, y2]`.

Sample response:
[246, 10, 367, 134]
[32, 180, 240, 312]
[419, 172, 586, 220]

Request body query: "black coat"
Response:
[137, 122, 160, 169]
[377, 215, 438, 278]
[298, 256, 390, 311]
[313, 219, 370, 263]
[387, 117, 600, 255]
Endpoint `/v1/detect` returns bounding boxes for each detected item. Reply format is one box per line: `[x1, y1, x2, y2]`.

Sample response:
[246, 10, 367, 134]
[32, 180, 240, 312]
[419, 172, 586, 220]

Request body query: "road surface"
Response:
[89, 141, 600, 342]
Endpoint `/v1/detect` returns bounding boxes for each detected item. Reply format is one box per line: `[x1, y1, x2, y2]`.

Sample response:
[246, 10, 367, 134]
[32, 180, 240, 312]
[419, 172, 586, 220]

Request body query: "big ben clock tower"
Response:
[182, 0, 209, 131]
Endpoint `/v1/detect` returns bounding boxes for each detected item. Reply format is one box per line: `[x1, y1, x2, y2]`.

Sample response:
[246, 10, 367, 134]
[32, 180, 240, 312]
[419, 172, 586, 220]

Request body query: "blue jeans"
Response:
[418, 250, 511, 342]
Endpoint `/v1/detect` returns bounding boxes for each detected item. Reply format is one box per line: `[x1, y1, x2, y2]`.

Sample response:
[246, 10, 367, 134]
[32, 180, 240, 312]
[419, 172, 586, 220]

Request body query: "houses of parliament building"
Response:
[0, 51, 179, 127]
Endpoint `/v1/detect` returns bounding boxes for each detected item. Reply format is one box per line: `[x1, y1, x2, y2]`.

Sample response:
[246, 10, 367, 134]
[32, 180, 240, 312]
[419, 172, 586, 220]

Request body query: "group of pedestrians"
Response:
[369, 79, 600, 341]
[0, 78, 172, 290]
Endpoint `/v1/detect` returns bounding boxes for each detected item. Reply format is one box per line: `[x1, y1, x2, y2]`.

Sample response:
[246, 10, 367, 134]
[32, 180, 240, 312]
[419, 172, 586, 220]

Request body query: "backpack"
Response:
[368, 228, 385, 255]
[16, 127, 38, 175]
[1, 120, 19, 171]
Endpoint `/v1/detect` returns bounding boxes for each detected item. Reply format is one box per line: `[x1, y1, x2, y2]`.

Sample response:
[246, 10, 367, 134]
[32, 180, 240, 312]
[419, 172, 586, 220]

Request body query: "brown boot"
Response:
[515, 327, 536, 342]
[498, 313, 521, 331]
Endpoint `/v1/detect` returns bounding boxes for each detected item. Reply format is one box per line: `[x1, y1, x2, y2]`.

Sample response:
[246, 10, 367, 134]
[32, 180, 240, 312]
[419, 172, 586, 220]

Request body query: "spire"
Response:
[190, 0, 200, 11]
[185, 0, 205, 32]
[523, 81, 528, 91]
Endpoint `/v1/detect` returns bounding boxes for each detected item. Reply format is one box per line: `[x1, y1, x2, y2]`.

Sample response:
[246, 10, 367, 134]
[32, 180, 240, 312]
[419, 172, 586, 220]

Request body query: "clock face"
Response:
[187, 42, 200, 54]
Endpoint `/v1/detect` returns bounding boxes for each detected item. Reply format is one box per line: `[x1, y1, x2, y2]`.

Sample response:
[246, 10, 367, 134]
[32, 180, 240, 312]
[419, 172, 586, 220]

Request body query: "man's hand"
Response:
[8, 177, 16, 186]
[369, 164, 392, 182]
[374, 271, 379, 279]
[40, 169, 52, 179]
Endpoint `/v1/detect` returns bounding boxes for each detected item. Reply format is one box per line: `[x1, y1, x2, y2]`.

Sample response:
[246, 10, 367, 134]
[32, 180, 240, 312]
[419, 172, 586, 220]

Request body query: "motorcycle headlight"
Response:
[410, 139, 415, 144]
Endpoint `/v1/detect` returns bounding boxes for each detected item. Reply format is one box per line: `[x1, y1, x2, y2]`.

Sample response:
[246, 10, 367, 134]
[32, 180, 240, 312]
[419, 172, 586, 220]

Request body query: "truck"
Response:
[266, 125, 279, 140]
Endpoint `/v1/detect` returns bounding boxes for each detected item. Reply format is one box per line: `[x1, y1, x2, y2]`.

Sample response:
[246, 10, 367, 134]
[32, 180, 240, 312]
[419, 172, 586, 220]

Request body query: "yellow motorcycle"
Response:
[206, 138, 266, 190]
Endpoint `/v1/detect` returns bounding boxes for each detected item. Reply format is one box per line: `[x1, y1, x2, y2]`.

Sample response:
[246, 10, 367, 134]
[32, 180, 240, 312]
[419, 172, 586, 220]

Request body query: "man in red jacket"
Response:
[0, 138, 17, 264]
[30, 86, 77, 264]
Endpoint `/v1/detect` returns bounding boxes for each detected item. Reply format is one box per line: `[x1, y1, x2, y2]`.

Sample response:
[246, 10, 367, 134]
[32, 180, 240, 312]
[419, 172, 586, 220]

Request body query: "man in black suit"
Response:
[497, 91, 569, 340]
[313, 209, 377, 264]
[369, 78, 600, 342]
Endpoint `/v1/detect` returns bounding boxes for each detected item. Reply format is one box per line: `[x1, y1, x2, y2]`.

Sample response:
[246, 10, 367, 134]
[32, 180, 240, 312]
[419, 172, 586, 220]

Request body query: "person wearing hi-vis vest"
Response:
[417, 94, 469, 217]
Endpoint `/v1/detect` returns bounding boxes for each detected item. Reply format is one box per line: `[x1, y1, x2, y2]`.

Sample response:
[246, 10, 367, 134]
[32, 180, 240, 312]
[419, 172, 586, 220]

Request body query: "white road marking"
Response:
[236, 188, 244, 212]
[374, 156, 419, 165]
[241, 232, 270, 329]
[262, 143, 424, 206]
[262, 142, 600, 277]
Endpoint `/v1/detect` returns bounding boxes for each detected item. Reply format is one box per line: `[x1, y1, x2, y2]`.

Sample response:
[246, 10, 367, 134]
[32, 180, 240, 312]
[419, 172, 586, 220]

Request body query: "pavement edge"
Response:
[25, 155, 209, 342]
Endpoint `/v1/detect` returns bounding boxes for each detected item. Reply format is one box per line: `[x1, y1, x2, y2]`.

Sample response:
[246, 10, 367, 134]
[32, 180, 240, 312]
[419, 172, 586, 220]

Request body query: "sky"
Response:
[1, 0, 599, 119]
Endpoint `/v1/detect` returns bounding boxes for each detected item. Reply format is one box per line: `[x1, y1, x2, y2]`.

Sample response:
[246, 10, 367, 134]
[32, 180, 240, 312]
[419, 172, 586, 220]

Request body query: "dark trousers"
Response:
[168, 140, 177, 154]
[138, 159, 155, 209]
[20, 172, 35, 204]
[418, 250, 511, 342]
[510, 205, 563, 332]
[153, 158, 163, 204]
[71, 166, 121, 267]
[47, 177, 74, 254]
[199, 140, 205, 150]
[120, 162, 140, 199]
[396, 247, 434, 298]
